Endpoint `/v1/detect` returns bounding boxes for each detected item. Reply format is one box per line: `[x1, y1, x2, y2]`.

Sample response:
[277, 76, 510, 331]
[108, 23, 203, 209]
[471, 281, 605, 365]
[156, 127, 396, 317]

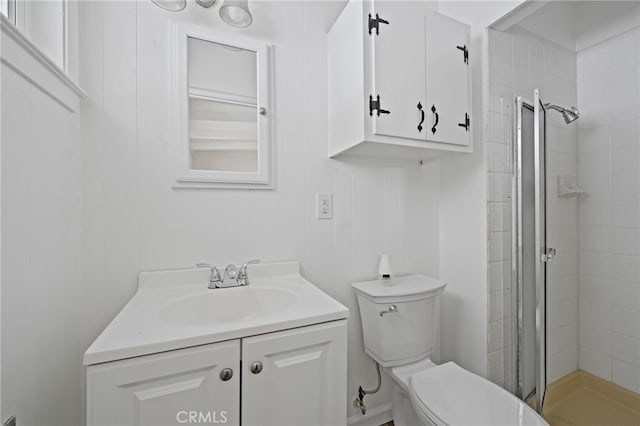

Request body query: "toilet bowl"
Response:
[352, 275, 548, 426]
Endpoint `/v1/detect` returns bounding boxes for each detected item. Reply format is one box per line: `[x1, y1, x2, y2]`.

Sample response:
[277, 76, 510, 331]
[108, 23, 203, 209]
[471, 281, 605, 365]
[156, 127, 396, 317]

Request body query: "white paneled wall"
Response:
[78, 1, 441, 422]
[1, 64, 83, 425]
[576, 28, 640, 394]
[487, 27, 579, 389]
[487, 28, 514, 390]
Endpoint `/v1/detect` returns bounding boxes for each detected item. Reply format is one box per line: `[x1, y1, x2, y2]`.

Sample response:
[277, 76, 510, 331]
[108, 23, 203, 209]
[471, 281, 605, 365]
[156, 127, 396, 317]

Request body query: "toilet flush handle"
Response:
[379, 304, 398, 317]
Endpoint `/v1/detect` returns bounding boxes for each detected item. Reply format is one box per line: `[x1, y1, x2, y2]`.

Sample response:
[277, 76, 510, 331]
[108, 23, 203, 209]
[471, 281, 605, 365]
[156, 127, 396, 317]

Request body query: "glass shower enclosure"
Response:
[512, 89, 552, 413]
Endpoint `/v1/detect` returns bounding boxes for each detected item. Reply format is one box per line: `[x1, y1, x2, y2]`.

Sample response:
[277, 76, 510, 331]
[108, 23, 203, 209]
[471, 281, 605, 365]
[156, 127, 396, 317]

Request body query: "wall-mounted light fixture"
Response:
[151, 0, 253, 28]
[195, 0, 217, 8]
[151, 0, 186, 12]
[219, 0, 252, 28]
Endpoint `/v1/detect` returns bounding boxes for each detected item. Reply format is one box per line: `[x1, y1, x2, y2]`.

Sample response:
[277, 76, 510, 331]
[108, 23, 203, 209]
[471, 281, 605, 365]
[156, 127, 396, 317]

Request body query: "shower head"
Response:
[562, 106, 580, 124]
[543, 103, 580, 124]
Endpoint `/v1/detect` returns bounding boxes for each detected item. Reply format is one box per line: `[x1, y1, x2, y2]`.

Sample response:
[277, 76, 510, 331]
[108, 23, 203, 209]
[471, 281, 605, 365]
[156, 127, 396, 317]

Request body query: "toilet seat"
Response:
[409, 362, 547, 426]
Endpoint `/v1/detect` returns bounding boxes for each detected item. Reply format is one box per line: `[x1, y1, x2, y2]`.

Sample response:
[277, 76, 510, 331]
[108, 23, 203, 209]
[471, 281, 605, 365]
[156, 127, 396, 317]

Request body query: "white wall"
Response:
[512, 0, 640, 53]
[574, 1, 640, 52]
[78, 0, 441, 423]
[0, 1, 538, 423]
[517, 1, 576, 51]
[576, 27, 640, 394]
[436, 0, 526, 379]
[486, 28, 514, 388]
[1, 61, 83, 426]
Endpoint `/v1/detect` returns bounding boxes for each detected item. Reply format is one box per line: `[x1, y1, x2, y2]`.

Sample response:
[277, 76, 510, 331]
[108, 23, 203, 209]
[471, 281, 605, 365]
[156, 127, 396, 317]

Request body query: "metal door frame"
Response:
[512, 89, 547, 414]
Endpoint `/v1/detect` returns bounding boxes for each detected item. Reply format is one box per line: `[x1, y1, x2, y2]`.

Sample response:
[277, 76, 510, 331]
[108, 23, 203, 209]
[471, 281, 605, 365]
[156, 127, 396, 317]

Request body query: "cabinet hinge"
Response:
[368, 13, 389, 36]
[458, 113, 470, 131]
[456, 45, 469, 65]
[369, 94, 390, 117]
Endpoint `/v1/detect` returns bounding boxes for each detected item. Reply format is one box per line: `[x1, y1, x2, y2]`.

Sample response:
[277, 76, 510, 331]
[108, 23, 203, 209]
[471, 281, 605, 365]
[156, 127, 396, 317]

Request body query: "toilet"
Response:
[352, 275, 548, 426]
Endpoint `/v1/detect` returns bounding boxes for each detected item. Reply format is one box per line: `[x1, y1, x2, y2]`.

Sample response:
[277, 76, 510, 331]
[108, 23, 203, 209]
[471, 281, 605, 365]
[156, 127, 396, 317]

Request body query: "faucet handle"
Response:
[239, 259, 260, 274]
[241, 259, 260, 267]
[197, 263, 222, 289]
[238, 259, 260, 285]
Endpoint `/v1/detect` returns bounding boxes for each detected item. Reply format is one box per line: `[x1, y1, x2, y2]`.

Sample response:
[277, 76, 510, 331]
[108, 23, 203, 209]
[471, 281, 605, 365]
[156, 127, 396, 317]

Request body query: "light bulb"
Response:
[219, 0, 252, 28]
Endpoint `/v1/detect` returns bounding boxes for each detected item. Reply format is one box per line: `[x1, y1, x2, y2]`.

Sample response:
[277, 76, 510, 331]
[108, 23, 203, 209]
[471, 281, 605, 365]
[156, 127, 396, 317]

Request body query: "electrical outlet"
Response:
[316, 193, 333, 220]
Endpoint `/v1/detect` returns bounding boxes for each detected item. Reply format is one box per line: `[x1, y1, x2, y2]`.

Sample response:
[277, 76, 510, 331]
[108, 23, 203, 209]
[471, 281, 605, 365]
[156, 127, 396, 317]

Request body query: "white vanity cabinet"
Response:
[86, 321, 347, 426]
[328, 1, 471, 159]
[242, 321, 347, 426]
[87, 340, 240, 426]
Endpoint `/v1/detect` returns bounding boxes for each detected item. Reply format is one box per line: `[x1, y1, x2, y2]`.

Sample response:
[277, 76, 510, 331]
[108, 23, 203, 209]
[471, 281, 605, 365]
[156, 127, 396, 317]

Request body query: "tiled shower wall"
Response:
[576, 28, 640, 394]
[487, 27, 579, 389]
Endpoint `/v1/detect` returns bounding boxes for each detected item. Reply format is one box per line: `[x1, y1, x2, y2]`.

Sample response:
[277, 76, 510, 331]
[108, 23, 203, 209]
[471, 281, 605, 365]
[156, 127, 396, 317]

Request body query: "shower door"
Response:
[512, 89, 548, 414]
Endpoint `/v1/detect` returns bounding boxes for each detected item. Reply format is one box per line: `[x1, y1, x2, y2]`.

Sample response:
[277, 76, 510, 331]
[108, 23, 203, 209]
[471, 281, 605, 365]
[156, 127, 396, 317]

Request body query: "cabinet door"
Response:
[371, 1, 428, 141]
[242, 321, 347, 426]
[425, 11, 471, 146]
[87, 341, 240, 426]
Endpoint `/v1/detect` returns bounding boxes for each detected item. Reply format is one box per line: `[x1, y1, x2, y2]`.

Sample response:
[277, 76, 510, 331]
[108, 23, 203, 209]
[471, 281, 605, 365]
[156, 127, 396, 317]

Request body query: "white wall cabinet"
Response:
[86, 321, 347, 426]
[328, 1, 471, 160]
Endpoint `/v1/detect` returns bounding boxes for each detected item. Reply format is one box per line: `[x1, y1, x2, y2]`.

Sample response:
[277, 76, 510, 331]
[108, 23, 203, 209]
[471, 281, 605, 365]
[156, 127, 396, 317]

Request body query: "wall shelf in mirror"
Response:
[189, 121, 257, 142]
[172, 23, 273, 189]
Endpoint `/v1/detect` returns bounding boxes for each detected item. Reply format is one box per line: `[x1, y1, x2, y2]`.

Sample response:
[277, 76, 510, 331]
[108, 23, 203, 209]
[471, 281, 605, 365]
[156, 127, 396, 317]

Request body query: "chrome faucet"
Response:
[223, 264, 238, 286]
[197, 263, 222, 289]
[198, 260, 260, 289]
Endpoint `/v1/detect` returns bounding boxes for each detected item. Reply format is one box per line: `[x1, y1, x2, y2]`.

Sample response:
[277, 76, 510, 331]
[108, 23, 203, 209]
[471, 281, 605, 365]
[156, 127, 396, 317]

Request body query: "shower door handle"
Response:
[541, 248, 557, 262]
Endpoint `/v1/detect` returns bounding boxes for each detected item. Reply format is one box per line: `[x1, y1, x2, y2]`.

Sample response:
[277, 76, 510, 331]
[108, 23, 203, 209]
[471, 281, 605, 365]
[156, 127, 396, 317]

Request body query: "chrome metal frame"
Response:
[533, 89, 548, 414]
[512, 90, 547, 414]
[512, 96, 525, 400]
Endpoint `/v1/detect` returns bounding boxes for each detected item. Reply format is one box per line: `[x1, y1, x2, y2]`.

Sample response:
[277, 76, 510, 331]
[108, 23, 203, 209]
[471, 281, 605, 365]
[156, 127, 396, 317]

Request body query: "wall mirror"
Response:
[174, 24, 272, 188]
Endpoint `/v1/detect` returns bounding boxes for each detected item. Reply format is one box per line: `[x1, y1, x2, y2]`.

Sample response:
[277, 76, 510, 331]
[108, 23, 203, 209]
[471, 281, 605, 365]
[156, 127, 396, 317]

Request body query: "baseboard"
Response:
[347, 403, 393, 426]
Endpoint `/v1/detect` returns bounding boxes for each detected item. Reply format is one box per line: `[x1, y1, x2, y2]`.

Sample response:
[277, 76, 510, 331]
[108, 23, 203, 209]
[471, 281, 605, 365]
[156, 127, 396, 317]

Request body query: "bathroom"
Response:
[0, 0, 638, 425]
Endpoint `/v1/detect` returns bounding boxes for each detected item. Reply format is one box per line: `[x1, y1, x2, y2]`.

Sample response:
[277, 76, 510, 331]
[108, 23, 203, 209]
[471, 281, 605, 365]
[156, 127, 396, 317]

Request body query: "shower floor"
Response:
[543, 370, 640, 426]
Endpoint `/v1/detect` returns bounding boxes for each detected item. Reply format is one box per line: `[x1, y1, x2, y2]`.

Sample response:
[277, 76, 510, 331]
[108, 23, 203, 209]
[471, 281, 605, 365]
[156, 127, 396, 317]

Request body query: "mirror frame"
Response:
[172, 23, 273, 189]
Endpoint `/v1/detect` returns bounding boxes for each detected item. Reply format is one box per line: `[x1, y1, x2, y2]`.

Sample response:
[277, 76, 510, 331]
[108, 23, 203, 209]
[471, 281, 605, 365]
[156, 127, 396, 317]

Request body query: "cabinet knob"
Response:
[250, 361, 263, 374]
[220, 368, 233, 381]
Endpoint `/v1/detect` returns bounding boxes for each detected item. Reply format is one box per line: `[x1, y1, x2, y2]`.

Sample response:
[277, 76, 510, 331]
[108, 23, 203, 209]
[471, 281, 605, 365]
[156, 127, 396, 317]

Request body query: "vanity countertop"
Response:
[83, 261, 348, 365]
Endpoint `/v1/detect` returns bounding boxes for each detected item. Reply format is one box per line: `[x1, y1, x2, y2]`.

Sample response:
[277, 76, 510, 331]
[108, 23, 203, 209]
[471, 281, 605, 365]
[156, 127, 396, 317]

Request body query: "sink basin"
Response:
[159, 287, 298, 326]
[84, 261, 350, 365]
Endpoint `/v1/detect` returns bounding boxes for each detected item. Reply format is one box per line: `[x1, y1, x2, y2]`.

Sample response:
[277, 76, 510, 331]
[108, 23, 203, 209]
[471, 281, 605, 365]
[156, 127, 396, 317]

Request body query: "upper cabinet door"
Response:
[425, 10, 471, 146]
[327, 1, 473, 158]
[241, 321, 347, 426]
[371, 2, 428, 141]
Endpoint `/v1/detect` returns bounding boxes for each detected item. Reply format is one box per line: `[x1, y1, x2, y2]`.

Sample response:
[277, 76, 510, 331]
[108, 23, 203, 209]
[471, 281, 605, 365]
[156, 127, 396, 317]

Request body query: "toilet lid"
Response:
[410, 362, 548, 426]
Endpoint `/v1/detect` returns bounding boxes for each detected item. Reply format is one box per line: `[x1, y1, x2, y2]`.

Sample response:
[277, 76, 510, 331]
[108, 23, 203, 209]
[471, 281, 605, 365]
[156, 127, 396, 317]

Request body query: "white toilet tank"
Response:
[352, 275, 446, 367]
